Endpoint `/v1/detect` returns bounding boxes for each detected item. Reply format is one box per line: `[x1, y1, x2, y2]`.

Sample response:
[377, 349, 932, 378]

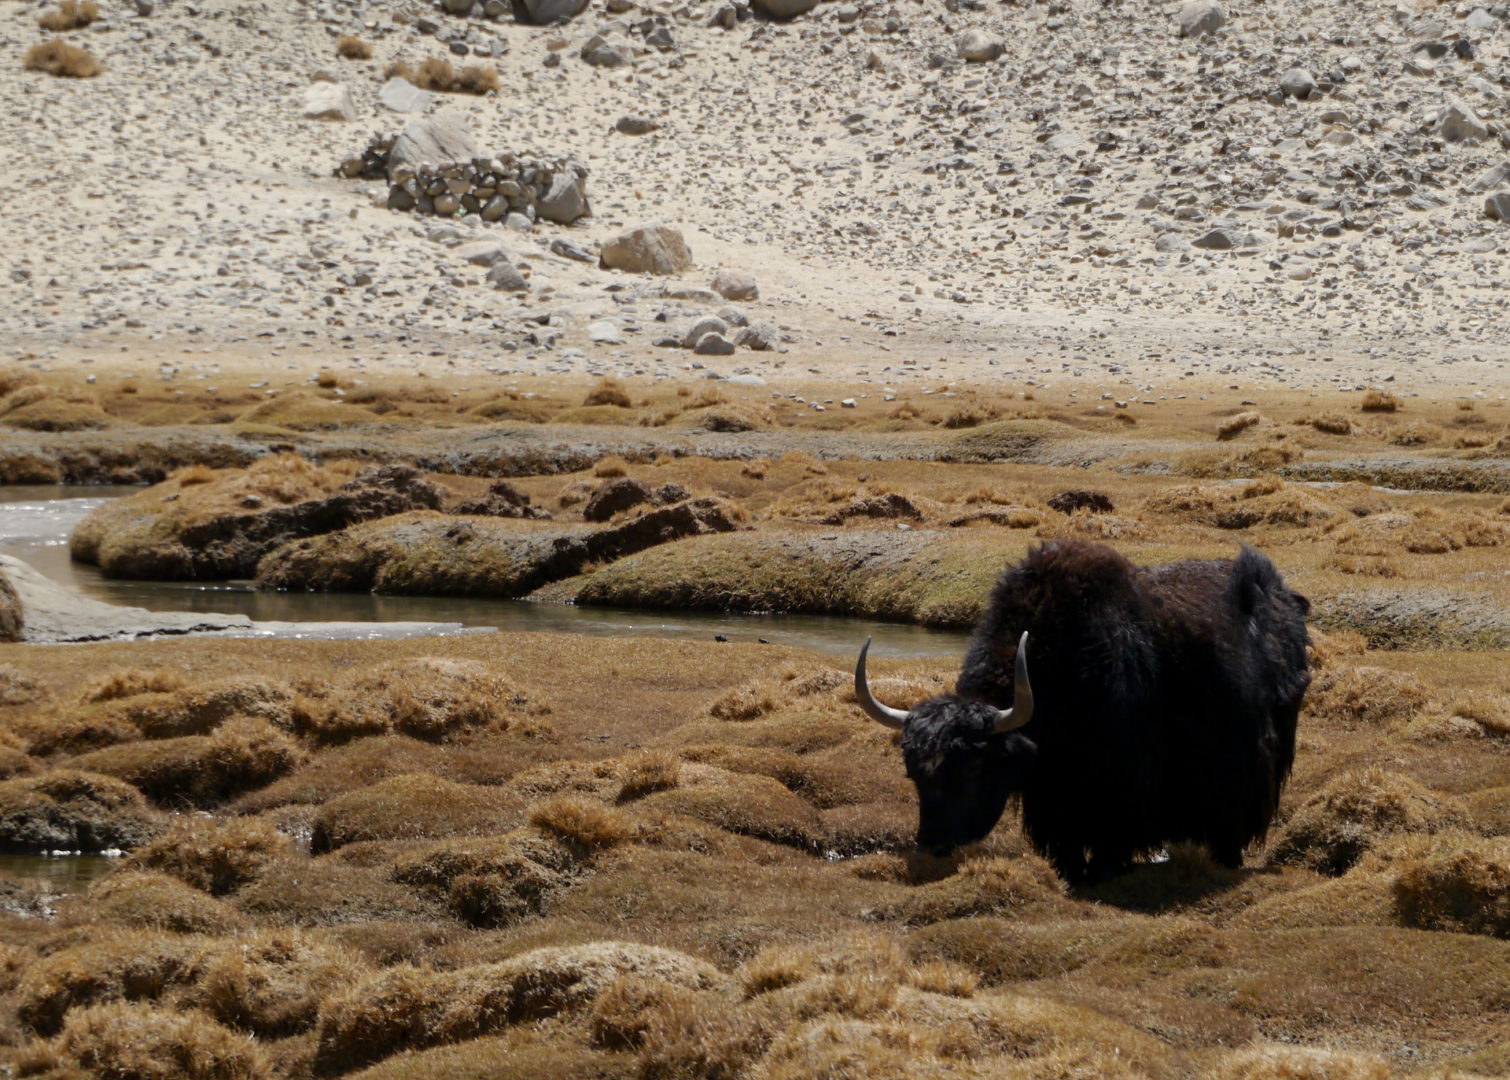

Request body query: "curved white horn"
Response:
[855, 637, 909, 729]
[991, 631, 1035, 734]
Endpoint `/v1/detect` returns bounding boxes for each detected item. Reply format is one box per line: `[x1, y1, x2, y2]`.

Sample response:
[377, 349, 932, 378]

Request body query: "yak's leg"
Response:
[1208, 837, 1246, 870]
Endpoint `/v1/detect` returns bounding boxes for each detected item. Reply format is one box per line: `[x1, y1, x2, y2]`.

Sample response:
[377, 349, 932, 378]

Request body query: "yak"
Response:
[854, 538, 1311, 883]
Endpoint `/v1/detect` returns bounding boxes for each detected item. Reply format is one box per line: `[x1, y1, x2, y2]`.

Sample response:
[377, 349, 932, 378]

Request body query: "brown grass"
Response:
[23, 38, 101, 77]
[42, 1001, 268, 1080]
[1392, 837, 1510, 938]
[38, 0, 99, 31]
[1360, 389, 1400, 413]
[73, 870, 245, 935]
[335, 34, 372, 59]
[1267, 768, 1471, 875]
[583, 379, 633, 409]
[129, 816, 293, 895]
[1216, 411, 1261, 440]
[384, 57, 500, 94]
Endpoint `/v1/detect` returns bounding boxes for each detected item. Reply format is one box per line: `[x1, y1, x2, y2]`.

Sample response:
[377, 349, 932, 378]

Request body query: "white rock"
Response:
[301, 81, 356, 121]
[378, 77, 433, 114]
[711, 269, 758, 301]
[389, 113, 477, 181]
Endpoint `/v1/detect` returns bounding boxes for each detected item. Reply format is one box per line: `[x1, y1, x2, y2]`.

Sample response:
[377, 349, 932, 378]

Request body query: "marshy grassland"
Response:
[1, 370, 1509, 1079]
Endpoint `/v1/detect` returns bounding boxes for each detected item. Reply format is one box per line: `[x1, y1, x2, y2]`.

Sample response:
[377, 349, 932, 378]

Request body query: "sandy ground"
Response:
[4, 0, 1510, 404]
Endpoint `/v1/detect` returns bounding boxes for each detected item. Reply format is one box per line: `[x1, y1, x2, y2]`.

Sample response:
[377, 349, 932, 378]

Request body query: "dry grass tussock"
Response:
[0, 633, 1507, 1076]
[23, 38, 101, 77]
[335, 33, 372, 59]
[384, 56, 499, 94]
[38, 0, 99, 30]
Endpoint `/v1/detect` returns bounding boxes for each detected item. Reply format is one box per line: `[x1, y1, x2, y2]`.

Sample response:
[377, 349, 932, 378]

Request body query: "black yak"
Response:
[854, 539, 1311, 882]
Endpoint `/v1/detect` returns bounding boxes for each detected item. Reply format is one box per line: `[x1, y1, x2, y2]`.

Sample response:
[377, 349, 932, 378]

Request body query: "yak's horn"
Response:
[855, 637, 909, 730]
[991, 632, 1035, 734]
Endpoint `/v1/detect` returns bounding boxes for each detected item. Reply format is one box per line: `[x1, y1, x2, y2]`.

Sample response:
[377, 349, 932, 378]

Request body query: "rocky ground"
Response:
[5, 0, 1510, 402]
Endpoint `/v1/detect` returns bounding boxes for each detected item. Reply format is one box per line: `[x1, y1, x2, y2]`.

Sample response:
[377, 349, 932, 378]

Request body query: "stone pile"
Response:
[340, 135, 590, 226]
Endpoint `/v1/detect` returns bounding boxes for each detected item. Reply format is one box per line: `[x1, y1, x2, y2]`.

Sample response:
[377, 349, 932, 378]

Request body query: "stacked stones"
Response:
[341, 137, 590, 225]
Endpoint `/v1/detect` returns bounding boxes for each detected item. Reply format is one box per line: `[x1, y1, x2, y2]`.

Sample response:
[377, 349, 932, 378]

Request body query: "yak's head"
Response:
[855, 633, 1037, 857]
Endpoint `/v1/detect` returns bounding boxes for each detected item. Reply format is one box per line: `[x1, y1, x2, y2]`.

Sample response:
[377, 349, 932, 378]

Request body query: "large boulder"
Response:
[388, 113, 477, 182]
[301, 82, 357, 121]
[599, 223, 693, 275]
[751, 0, 819, 18]
[538, 172, 589, 224]
[519, 0, 589, 23]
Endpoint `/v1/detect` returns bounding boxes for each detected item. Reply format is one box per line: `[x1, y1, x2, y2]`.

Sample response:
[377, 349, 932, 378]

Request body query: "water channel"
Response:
[0, 485, 971, 656]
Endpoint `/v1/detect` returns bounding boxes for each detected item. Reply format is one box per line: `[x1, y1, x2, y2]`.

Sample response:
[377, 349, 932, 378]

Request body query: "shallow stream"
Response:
[0, 485, 970, 657]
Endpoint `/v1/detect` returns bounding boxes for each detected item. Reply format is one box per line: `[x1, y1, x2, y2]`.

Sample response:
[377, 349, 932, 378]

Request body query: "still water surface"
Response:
[0, 485, 971, 657]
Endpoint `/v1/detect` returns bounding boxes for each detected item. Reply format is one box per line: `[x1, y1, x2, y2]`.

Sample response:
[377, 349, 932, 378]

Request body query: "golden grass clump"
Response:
[338, 657, 515, 743]
[68, 717, 304, 808]
[529, 794, 638, 850]
[315, 942, 727, 1073]
[23, 39, 102, 78]
[80, 666, 187, 703]
[198, 931, 367, 1037]
[42, 1001, 268, 1080]
[309, 772, 523, 852]
[1303, 663, 1430, 729]
[583, 379, 633, 409]
[384, 56, 500, 94]
[129, 816, 293, 896]
[14, 930, 209, 1035]
[618, 749, 681, 800]
[1391, 837, 1510, 938]
[1359, 389, 1400, 413]
[877, 854, 1068, 924]
[1390, 420, 1440, 446]
[335, 33, 372, 59]
[1216, 411, 1261, 440]
[1267, 768, 1471, 875]
[1210, 1042, 1393, 1080]
[1309, 412, 1353, 435]
[38, 0, 99, 31]
[75, 870, 245, 936]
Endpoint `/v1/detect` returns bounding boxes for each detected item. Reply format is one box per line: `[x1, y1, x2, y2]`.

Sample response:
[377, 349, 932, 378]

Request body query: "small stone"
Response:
[1175, 0, 1223, 37]
[378, 77, 434, 114]
[520, 0, 588, 23]
[750, 0, 819, 18]
[615, 114, 659, 135]
[1470, 162, 1510, 192]
[550, 237, 595, 262]
[956, 28, 1004, 62]
[840, 398, 857, 409]
[1436, 97, 1488, 142]
[588, 320, 625, 343]
[458, 240, 509, 266]
[1192, 227, 1239, 250]
[581, 34, 634, 67]
[1279, 67, 1317, 100]
[683, 316, 730, 349]
[710, 269, 758, 301]
[1487, 193, 1510, 221]
[537, 172, 589, 224]
[301, 81, 356, 121]
[487, 260, 529, 291]
[693, 332, 736, 356]
[733, 321, 778, 350]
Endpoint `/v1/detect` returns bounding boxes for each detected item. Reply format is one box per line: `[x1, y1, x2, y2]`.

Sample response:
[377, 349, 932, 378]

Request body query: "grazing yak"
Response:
[854, 539, 1311, 882]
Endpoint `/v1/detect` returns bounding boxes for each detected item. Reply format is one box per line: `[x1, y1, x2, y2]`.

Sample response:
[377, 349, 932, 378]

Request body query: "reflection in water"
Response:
[0, 853, 121, 889]
[0, 486, 971, 658]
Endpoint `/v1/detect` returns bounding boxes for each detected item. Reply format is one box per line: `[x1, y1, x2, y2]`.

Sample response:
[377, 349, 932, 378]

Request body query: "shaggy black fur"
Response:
[897, 539, 1311, 882]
